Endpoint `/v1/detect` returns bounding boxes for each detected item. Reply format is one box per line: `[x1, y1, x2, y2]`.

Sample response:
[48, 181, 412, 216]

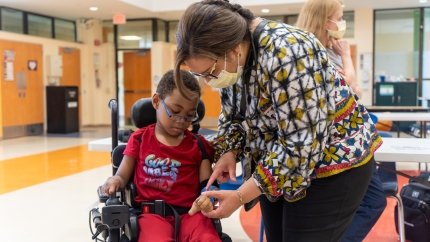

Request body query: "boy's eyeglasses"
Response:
[189, 59, 218, 80]
[160, 99, 199, 123]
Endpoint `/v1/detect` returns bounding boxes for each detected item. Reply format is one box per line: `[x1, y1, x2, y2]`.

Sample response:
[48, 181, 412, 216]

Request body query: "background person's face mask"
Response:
[327, 19, 346, 39]
[208, 52, 243, 89]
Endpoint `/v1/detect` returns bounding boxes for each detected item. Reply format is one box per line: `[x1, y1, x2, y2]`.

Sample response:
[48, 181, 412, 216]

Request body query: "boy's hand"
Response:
[101, 176, 123, 195]
[188, 195, 213, 216]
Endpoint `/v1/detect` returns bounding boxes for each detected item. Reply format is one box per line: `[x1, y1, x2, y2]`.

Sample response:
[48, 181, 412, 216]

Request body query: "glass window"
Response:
[54, 19, 75, 42]
[168, 21, 178, 43]
[117, 20, 153, 49]
[28, 14, 52, 38]
[344, 11, 354, 38]
[285, 15, 298, 26]
[156, 20, 166, 42]
[1, 8, 24, 33]
[423, 8, 430, 80]
[374, 9, 419, 82]
[422, 8, 430, 102]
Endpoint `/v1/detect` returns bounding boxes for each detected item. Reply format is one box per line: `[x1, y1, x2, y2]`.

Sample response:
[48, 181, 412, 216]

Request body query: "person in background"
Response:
[173, 0, 383, 241]
[297, 1, 387, 241]
[101, 70, 220, 242]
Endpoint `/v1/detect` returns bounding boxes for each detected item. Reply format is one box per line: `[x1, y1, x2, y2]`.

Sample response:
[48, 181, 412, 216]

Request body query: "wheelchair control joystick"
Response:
[106, 193, 121, 206]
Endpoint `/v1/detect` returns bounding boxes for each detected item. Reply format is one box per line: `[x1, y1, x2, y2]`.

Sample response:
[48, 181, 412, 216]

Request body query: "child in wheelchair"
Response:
[101, 70, 221, 242]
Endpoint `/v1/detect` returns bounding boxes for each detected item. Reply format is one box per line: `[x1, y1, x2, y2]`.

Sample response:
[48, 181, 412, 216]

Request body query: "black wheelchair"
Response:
[89, 98, 230, 242]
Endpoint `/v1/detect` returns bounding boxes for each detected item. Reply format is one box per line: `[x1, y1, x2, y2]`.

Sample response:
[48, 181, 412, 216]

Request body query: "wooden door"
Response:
[59, 47, 81, 87]
[123, 50, 151, 124]
[0, 40, 43, 138]
[59, 47, 81, 125]
[23, 44, 44, 125]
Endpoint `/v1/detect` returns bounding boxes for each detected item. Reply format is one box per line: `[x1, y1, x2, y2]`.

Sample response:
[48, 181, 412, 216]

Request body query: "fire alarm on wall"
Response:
[113, 13, 126, 25]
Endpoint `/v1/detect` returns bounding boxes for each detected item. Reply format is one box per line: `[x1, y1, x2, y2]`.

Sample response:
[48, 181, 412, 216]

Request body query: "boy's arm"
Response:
[102, 155, 136, 195]
[199, 159, 212, 182]
[115, 155, 136, 187]
[189, 159, 215, 216]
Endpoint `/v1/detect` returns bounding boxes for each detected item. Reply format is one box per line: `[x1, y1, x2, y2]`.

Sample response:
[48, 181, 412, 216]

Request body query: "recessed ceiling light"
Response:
[261, 9, 270, 14]
[120, 35, 142, 41]
[419, 0, 428, 3]
[89, 6, 98, 11]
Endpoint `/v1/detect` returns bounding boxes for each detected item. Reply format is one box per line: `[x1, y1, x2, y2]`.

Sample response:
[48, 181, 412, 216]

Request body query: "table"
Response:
[366, 106, 429, 112]
[371, 112, 430, 138]
[89, 137, 430, 164]
[374, 137, 430, 163]
[88, 137, 124, 152]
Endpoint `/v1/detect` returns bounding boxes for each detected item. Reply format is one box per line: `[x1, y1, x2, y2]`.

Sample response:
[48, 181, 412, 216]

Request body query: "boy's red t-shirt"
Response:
[123, 124, 214, 208]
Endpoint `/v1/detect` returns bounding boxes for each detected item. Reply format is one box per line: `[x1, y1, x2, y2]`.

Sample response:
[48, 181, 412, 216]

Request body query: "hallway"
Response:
[0, 127, 250, 242]
[0, 126, 410, 242]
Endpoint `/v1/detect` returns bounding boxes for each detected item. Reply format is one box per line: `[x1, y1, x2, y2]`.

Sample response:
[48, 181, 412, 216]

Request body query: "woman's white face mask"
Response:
[327, 19, 346, 39]
[208, 52, 243, 89]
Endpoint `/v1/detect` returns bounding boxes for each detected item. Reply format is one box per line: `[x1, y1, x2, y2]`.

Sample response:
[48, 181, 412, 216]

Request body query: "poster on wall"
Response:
[4, 50, 15, 81]
[28, 60, 37, 71]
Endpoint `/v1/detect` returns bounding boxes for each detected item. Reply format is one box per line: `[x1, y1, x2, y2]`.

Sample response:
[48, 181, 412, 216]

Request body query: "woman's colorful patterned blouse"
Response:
[212, 19, 382, 202]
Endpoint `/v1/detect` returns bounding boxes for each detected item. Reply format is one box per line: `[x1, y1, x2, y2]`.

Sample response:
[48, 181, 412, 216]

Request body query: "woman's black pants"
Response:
[259, 158, 374, 242]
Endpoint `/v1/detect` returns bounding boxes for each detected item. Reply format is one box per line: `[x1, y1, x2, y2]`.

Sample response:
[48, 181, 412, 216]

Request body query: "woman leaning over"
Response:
[174, 0, 382, 241]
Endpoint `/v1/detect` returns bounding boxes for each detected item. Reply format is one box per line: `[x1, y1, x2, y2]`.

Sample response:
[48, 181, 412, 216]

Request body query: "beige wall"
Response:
[151, 41, 177, 95]
[0, 19, 116, 130]
[350, 8, 374, 105]
[0, 8, 380, 132]
[76, 19, 116, 126]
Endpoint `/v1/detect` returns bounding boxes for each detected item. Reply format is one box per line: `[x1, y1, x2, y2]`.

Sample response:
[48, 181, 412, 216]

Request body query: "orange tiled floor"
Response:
[240, 171, 419, 242]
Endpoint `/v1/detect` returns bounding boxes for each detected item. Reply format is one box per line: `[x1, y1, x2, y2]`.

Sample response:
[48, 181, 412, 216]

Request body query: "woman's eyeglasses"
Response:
[189, 59, 218, 80]
[160, 99, 199, 123]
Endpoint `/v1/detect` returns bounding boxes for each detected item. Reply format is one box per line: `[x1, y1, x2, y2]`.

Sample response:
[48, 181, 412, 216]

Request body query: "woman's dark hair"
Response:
[156, 70, 201, 99]
[174, 0, 255, 98]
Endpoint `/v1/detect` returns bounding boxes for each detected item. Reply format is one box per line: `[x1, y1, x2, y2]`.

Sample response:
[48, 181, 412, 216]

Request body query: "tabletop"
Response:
[88, 137, 430, 163]
[366, 106, 429, 112]
[371, 112, 430, 121]
[374, 137, 430, 162]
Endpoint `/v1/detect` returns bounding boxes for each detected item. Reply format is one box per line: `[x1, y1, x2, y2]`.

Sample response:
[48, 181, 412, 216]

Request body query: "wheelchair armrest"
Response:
[213, 218, 223, 238]
[97, 186, 110, 203]
[124, 181, 141, 209]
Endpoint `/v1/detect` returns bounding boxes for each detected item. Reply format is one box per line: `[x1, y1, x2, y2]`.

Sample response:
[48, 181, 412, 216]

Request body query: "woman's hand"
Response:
[200, 190, 242, 219]
[330, 39, 350, 58]
[206, 151, 237, 189]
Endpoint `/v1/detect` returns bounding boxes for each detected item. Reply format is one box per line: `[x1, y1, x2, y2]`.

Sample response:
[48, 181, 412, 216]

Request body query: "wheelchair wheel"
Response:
[108, 228, 120, 242]
[120, 234, 130, 242]
[221, 232, 232, 242]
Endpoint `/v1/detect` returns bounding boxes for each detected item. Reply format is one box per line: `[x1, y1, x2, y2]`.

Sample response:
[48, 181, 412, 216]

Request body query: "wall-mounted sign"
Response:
[113, 13, 126, 24]
[4, 50, 15, 81]
[28, 60, 37, 71]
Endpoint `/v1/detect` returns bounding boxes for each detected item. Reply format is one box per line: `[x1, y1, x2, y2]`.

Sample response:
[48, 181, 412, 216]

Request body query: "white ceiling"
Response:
[0, 0, 429, 21]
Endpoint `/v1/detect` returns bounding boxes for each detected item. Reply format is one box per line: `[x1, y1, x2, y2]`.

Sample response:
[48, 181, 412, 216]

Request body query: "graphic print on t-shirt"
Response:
[142, 154, 181, 192]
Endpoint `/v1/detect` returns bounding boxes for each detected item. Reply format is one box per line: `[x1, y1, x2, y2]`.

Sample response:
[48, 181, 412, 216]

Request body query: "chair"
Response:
[90, 98, 231, 242]
[376, 131, 406, 242]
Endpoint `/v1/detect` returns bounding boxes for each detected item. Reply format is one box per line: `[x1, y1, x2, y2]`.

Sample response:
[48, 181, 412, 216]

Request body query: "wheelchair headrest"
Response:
[130, 97, 205, 128]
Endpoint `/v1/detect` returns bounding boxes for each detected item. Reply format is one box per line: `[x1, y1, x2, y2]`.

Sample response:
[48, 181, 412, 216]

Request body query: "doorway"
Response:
[118, 49, 151, 126]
